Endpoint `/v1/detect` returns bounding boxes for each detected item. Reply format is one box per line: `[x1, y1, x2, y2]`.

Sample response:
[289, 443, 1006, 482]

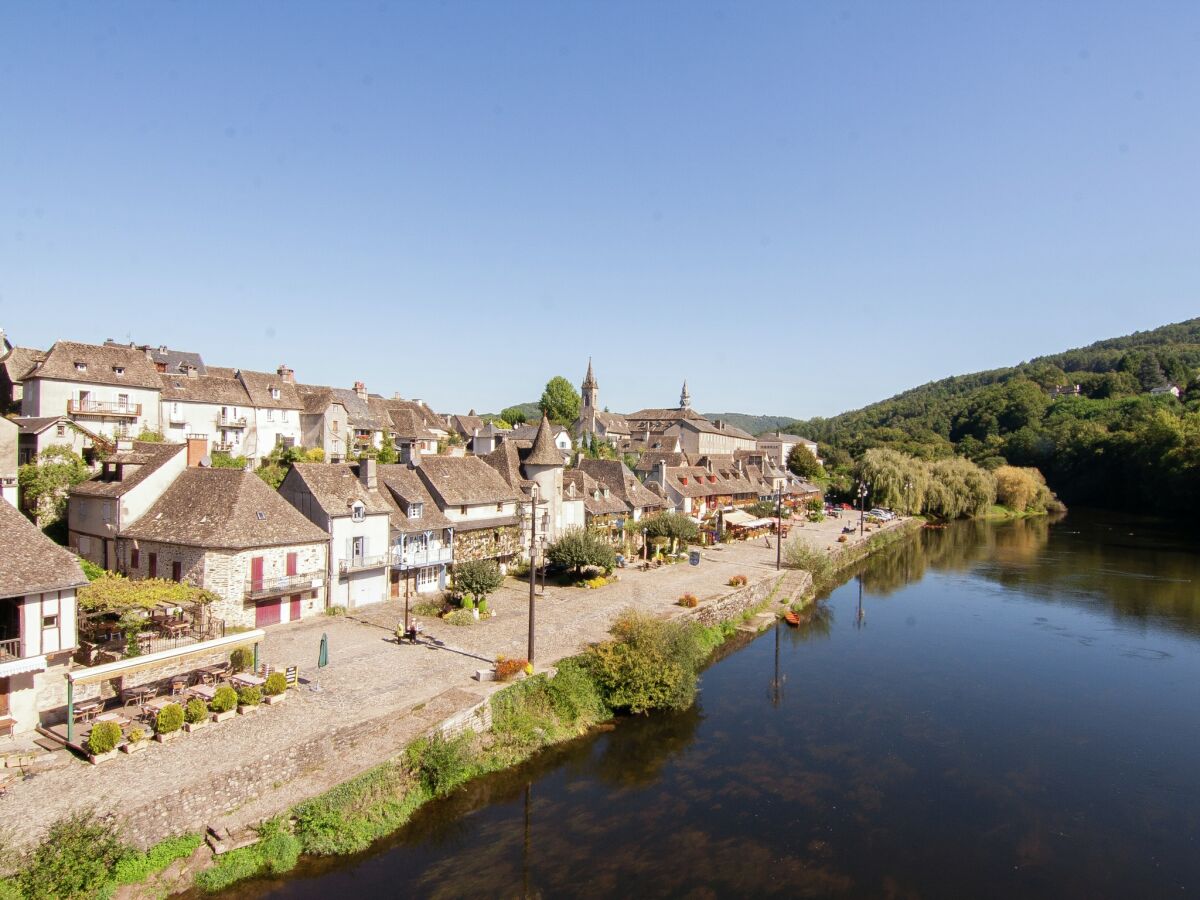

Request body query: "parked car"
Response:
[868, 508, 896, 521]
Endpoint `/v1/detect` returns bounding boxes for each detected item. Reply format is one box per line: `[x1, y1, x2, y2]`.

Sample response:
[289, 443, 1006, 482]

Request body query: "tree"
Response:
[538, 376, 581, 426]
[210, 451, 248, 469]
[786, 444, 823, 479]
[452, 559, 504, 601]
[500, 406, 529, 426]
[376, 434, 398, 465]
[639, 512, 699, 554]
[18, 445, 91, 528]
[546, 526, 617, 576]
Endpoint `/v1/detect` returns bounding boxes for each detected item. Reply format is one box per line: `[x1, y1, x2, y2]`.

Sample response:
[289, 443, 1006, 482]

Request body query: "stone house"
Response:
[384, 397, 447, 455]
[296, 386, 351, 463]
[377, 464, 455, 596]
[413, 455, 522, 569]
[20, 341, 163, 441]
[67, 440, 190, 569]
[623, 381, 708, 436]
[157, 368, 255, 458]
[279, 460, 392, 610]
[230, 367, 304, 461]
[563, 468, 627, 541]
[575, 458, 670, 522]
[119, 468, 329, 628]
[0, 344, 45, 414]
[647, 458, 764, 520]
[0, 498, 87, 735]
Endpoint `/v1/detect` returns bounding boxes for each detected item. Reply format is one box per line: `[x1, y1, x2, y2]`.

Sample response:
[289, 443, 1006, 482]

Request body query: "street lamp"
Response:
[527, 483, 538, 665]
[857, 481, 870, 537]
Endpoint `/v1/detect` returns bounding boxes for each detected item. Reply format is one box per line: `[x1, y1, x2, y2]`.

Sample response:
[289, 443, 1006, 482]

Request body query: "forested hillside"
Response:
[788, 318, 1200, 512]
[702, 413, 796, 435]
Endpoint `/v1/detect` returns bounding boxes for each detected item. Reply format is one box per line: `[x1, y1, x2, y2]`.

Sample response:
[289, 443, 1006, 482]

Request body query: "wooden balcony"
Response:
[0, 638, 22, 661]
[68, 399, 142, 418]
[244, 572, 324, 600]
[390, 545, 453, 570]
[218, 414, 248, 428]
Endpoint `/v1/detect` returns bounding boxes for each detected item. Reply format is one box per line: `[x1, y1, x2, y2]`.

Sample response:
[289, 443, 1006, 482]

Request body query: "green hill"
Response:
[788, 318, 1200, 512]
[702, 413, 797, 436]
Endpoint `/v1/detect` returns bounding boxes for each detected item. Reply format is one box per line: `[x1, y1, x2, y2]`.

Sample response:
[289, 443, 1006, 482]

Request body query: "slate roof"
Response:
[296, 385, 338, 416]
[675, 418, 756, 440]
[159, 372, 252, 405]
[376, 464, 453, 534]
[451, 414, 486, 437]
[634, 450, 689, 475]
[416, 456, 519, 507]
[662, 464, 764, 499]
[1, 347, 46, 384]
[237, 370, 302, 410]
[25, 341, 163, 389]
[575, 458, 670, 512]
[103, 341, 206, 376]
[122, 468, 328, 550]
[564, 469, 627, 517]
[384, 398, 446, 433]
[71, 442, 186, 498]
[301, 386, 393, 432]
[624, 406, 706, 423]
[0, 499, 88, 598]
[13, 416, 66, 435]
[480, 441, 534, 494]
[507, 421, 570, 445]
[386, 406, 436, 441]
[524, 416, 564, 467]
[286, 463, 392, 518]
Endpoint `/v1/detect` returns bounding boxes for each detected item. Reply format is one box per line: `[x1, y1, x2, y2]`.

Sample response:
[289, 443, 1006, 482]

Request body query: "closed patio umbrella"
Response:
[318, 632, 329, 669]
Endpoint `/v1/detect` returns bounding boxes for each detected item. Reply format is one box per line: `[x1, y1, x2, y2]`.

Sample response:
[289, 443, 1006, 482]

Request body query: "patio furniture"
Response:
[170, 675, 191, 695]
[188, 684, 218, 702]
[74, 698, 104, 723]
[196, 663, 229, 685]
[94, 711, 130, 729]
[121, 685, 157, 710]
[160, 621, 190, 638]
[231, 673, 265, 689]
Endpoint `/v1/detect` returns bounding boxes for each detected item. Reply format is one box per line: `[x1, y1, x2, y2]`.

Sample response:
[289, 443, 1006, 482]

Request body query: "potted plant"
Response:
[262, 672, 288, 706]
[120, 726, 150, 754]
[462, 593, 478, 621]
[154, 702, 184, 743]
[184, 698, 210, 732]
[86, 721, 122, 764]
[229, 646, 255, 674]
[478, 597, 491, 619]
[494, 656, 530, 681]
[209, 685, 238, 722]
[237, 685, 262, 715]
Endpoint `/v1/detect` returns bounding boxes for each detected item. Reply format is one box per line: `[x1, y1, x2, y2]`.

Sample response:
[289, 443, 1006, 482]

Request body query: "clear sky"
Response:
[2, 2, 1197, 419]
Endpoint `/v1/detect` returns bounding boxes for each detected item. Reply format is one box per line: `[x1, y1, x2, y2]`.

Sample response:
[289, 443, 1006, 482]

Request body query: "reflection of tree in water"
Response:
[591, 702, 703, 788]
[784, 602, 834, 642]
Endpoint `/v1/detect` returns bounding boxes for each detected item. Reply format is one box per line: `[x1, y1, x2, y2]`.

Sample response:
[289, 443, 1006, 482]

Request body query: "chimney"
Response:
[709, 474, 717, 483]
[716, 420, 726, 430]
[117, 438, 134, 452]
[277, 364, 295, 384]
[144, 347, 154, 360]
[706, 458, 714, 473]
[680, 476, 688, 485]
[412, 398, 425, 408]
[186, 364, 198, 379]
[656, 459, 667, 485]
[393, 391, 403, 400]
[359, 456, 377, 491]
[354, 380, 367, 401]
[408, 446, 422, 468]
[187, 436, 208, 467]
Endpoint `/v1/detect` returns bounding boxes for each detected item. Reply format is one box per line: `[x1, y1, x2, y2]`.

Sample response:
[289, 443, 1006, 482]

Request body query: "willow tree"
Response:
[859, 448, 928, 514]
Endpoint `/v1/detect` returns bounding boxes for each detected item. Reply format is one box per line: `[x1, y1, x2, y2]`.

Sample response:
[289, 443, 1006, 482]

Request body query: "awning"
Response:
[0, 655, 46, 678]
[722, 510, 756, 526]
[67, 629, 266, 687]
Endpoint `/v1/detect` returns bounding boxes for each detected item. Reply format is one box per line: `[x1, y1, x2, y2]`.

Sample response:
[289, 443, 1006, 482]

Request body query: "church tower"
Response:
[680, 378, 692, 410]
[582, 357, 599, 415]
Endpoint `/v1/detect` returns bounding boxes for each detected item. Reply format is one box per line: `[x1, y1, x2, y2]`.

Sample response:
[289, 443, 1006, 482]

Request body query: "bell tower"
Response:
[680, 378, 692, 410]
[581, 357, 599, 417]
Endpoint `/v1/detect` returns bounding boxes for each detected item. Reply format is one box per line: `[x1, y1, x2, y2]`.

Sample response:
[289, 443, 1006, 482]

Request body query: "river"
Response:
[225, 511, 1200, 898]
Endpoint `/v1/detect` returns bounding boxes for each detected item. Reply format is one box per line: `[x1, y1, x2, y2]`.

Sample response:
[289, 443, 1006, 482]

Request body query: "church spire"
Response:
[583, 356, 597, 389]
[680, 379, 692, 409]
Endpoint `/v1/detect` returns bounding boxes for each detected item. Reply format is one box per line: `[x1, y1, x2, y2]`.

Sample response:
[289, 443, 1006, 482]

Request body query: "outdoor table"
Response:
[74, 699, 103, 723]
[231, 673, 265, 689]
[121, 685, 156, 709]
[188, 684, 218, 702]
[160, 621, 190, 638]
[143, 697, 176, 715]
[195, 664, 228, 684]
[94, 711, 130, 728]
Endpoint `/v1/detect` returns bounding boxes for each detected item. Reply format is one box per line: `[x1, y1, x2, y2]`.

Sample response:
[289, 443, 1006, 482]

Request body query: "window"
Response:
[496, 502, 503, 512]
[42, 614, 58, 629]
[130, 548, 140, 570]
[408, 502, 423, 520]
[332, 420, 339, 434]
[148, 553, 157, 578]
[417, 566, 437, 587]
[351, 502, 365, 523]
[267, 408, 275, 422]
[112, 366, 124, 377]
[171, 561, 182, 582]
[281, 410, 289, 423]
[74, 362, 87, 372]
[351, 536, 365, 559]
[56, 424, 66, 437]
[118, 393, 129, 410]
[270, 387, 281, 400]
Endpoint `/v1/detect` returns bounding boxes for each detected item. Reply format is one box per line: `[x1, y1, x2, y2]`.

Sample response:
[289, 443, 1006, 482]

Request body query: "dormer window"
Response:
[74, 362, 87, 372]
[408, 502, 424, 520]
[351, 501, 365, 523]
[112, 366, 125, 376]
[270, 387, 281, 400]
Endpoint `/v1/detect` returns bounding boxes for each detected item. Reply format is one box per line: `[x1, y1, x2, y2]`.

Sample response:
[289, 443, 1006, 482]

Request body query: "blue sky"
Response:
[1, 2, 1197, 419]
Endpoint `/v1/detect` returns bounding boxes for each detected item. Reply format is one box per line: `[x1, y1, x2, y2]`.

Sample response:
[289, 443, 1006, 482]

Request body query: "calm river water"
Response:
[231, 511, 1200, 898]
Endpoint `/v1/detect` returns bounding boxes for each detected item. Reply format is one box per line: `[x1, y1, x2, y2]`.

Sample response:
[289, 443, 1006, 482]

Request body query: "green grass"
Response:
[194, 820, 300, 893]
[112, 833, 204, 885]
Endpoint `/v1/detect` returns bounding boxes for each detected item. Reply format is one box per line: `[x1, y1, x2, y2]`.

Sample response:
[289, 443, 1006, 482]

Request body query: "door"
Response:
[148, 553, 157, 578]
[250, 556, 264, 593]
[289, 595, 301, 622]
[255, 599, 282, 627]
[286, 552, 298, 577]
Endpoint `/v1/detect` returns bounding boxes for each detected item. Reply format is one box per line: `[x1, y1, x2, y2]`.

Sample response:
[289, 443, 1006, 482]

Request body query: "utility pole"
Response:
[775, 486, 783, 570]
[527, 484, 538, 665]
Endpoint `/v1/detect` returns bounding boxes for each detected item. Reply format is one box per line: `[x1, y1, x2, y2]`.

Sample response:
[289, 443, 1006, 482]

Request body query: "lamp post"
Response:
[642, 528, 648, 563]
[528, 484, 538, 665]
[858, 481, 870, 537]
[775, 486, 783, 571]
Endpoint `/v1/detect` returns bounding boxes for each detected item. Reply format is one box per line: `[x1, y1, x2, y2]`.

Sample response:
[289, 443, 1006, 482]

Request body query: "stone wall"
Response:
[454, 526, 521, 565]
[686, 570, 809, 627]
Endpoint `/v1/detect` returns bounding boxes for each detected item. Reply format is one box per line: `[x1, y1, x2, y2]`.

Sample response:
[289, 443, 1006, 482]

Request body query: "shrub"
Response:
[837, 534, 848, 543]
[727, 575, 748, 587]
[784, 537, 835, 590]
[194, 820, 299, 892]
[325, 605, 348, 617]
[545, 657, 610, 726]
[494, 656, 529, 681]
[112, 833, 204, 886]
[156, 702, 183, 735]
[292, 763, 424, 856]
[87, 721, 122, 755]
[185, 698, 208, 724]
[229, 646, 254, 673]
[264, 672, 288, 696]
[412, 598, 444, 617]
[408, 733, 476, 797]
[444, 609, 475, 626]
[585, 609, 711, 714]
[453, 559, 504, 601]
[18, 811, 129, 900]
[237, 686, 262, 707]
[127, 726, 147, 744]
[677, 594, 699, 608]
[546, 526, 617, 576]
[210, 685, 237, 713]
[508, 559, 531, 577]
[477, 597, 489, 617]
[582, 576, 607, 589]
[461, 593, 475, 611]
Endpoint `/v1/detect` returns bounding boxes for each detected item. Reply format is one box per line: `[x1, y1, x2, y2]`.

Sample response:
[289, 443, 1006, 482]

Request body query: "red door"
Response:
[289, 594, 301, 622]
[255, 599, 281, 627]
[286, 553, 298, 576]
[250, 556, 264, 592]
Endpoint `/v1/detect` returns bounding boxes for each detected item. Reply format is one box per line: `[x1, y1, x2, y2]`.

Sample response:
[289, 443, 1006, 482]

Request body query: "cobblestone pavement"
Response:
[0, 518, 909, 847]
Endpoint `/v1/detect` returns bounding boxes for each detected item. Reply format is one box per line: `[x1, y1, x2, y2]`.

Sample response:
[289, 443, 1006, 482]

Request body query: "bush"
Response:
[210, 685, 237, 713]
[185, 698, 208, 724]
[784, 538, 835, 590]
[229, 647, 254, 673]
[112, 833, 204, 886]
[461, 593, 475, 611]
[677, 594, 699, 608]
[508, 559, 531, 577]
[477, 597, 489, 617]
[444, 609, 475, 626]
[155, 703, 183, 735]
[127, 726, 147, 744]
[87, 721, 122, 755]
[727, 575, 748, 587]
[453, 560, 504, 601]
[582, 576, 607, 589]
[584, 609, 711, 714]
[325, 605, 348, 617]
[412, 599, 444, 617]
[408, 733, 476, 797]
[18, 811, 129, 900]
[237, 686, 262, 707]
[292, 763, 425, 856]
[494, 656, 529, 681]
[546, 526, 617, 576]
[193, 820, 299, 893]
[264, 672, 288, 696]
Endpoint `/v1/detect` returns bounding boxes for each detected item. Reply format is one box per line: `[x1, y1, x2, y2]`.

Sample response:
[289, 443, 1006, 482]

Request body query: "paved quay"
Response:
[0, 516, 905, 849]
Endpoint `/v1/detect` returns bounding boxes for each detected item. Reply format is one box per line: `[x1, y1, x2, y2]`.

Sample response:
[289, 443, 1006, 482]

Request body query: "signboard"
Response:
[689, 550, 701, 566]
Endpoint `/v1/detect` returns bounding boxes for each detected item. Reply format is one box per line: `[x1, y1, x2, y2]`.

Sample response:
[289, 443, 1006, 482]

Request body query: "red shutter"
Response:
[148, 553, 157, 578]
[289, 594, 302, 621]
[250, 556, 264, 592]
[286, 552, 298, 577]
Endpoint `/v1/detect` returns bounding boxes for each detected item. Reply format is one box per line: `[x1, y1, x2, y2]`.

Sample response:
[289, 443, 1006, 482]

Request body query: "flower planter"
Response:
[88, 750, 119, 765]
[183, 720, 209, 733]
[154, 730, 182, 744]
[262, 693, 286, 706]
[120, 740, 150, 755]
[471, 609, 480, 621]
[237, 705, 260, 716]
[211, 710, 236, 723]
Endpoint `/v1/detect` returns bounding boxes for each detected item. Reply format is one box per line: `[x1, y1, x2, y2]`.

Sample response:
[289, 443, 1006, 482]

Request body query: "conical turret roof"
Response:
[525, 413, 564, 466]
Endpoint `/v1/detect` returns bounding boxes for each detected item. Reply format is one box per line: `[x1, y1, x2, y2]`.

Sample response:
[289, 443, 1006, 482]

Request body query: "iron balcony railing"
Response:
[390, 545, 453, 569]
[339, 553, 390, 574]
[244, 571, 324, 600]
[0, 638, 22, 661]
[218, 414, 248, 427]
[68, 399, 142, 417]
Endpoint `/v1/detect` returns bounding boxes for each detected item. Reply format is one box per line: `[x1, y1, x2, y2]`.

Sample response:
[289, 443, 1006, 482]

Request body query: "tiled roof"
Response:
[564, 469, 627, 516]
[285, 463, 392, 518]
[237, 370, 302, 410]
[377, 464, 453, 534]
[624, 407, 706, 422]
[301, 386, 393, 431]
[451, 414, 485, 437]
[103, 341, 206, 376]
[591, 410, 631, 432]
[71, 442, 186, 498]
[0, 500, 88, 598]
[453, 514, 520, 533]
[387, 406, 436, 441]
[159, 372, 253, 405]
[1, 347, 46, 383]
[416, 456, 519, 507]
[575, 458, 669, 511]
[524, 416, 563, 467]
[121, 468, 328, 550]
[634, 451, 689, 474]
[384, 398, 446, 432]
[25, 340, 163, 389]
